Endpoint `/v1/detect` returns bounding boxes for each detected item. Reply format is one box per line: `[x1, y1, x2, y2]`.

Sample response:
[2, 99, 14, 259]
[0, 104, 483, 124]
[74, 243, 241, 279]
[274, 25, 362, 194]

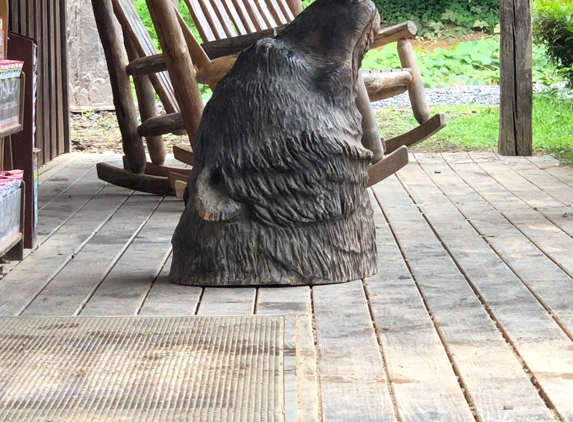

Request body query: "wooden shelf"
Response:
[0, 72, 25, 139]
[0, 231, 22, 256]
[0, 183, 25, 261]
[0, 123, 23, 138]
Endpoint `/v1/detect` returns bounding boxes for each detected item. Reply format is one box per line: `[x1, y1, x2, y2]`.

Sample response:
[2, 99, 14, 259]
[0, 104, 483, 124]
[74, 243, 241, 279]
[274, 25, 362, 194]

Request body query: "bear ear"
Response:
[195, 166, 245, 222]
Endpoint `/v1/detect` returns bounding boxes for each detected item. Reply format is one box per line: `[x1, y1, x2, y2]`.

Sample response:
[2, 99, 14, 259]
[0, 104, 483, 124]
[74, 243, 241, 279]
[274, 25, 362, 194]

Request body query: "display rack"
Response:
[0, 71, 25, 259]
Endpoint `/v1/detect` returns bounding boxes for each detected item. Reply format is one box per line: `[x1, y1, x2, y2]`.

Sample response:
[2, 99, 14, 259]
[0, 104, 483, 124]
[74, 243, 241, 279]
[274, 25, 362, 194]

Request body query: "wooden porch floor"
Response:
[2, 152, 573, 421]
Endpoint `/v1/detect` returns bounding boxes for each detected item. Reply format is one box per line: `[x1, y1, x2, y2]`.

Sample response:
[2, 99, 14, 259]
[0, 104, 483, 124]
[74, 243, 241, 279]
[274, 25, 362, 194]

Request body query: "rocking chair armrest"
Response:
[202, 25, 287, 59]
[371, 21, 417, 50]
[196, 54, 239, 85]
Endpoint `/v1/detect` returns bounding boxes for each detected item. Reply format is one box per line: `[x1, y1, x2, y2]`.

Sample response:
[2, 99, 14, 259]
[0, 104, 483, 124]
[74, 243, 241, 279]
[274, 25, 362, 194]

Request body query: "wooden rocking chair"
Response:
[92, 0, 204, 196]
[179, 0, 446, 182]
[92, 0, 445, 196]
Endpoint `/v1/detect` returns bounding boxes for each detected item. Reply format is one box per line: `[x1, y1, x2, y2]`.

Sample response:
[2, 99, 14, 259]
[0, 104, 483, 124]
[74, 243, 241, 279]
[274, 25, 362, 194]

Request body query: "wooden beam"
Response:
[371, 21, 417, 49]
[201, 26, 285, 59]
[146, 0, 204, 148]
[96, 163, 175, 196]
[125, 54, 167, 76]
[499, 0, 533, 156]
[367, 146, 408, 186]
[123, 32, 166, 165]
[91, 0, 146, 174]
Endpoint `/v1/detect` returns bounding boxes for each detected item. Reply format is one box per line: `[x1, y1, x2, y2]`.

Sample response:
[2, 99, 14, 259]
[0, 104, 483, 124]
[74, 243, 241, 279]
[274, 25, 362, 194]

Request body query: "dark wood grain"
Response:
[123, 32, 165, 165]
[170, 0, 381, 286]
[367, 145, 408, 186]
[384, 113, 447, 154]
[499, 0, 533, 156]
[125, 53, 167, 75]
[137, 112, 185, 137]
[96, 163, 175, 196]
[91, 0, 146, 173]
[146, 0, 204, 146]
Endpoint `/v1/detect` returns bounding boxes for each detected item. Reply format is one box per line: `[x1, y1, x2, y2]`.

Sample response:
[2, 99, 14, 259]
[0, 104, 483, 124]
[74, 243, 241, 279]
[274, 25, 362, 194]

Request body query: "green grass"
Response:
[375, 92, 573, 165]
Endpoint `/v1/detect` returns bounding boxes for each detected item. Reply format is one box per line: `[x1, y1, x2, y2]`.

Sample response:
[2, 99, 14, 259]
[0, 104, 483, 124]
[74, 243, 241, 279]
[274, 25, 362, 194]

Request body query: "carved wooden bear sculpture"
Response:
[170, 0, 381, 286]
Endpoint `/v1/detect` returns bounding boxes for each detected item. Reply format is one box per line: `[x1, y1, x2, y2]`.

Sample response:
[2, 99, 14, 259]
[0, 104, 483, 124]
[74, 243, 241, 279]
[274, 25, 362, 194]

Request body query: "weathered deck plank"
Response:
[0, 184, 132, 316]
[80, 197, 183, 316]
[376, 171, 554, 421]
[139, 255, 203, 316]
[196, 287, 256, 316]
[527, 155, 573, 189]
[3, 153, 573, 421]
[445, 154, 573, 280]
[402, 155, 573, 420]
[257, 287, 318, 422]
[499, 153, 573, 205]
[38, 153, 112, 209]
[37, 152, 79, 185]
[22, 193, 163, 316]
[424, 153, 573, 338]
[367, 190, 475, 421]
[313, 280, 396, 422]
[470, 152, 573, 238]
[36, 155, 122, 246]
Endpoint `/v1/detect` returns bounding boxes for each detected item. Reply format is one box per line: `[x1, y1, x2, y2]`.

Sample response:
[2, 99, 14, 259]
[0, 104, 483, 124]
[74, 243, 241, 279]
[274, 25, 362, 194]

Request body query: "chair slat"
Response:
[285, 0, 303, 16]
[228, 0, 259, 34]
[236, 0, 268, 31]
[113, 0, 179, 113]
[264, 0, 290, 25]
[211, 0, 239, 38]
[174, 6, 211, 69]
[254, 0, 278, 28]
[277, 0, 297, 20]
[197, 0, 229, 40]
[184, 0, 217, 42]
[221, 0, 250, 36]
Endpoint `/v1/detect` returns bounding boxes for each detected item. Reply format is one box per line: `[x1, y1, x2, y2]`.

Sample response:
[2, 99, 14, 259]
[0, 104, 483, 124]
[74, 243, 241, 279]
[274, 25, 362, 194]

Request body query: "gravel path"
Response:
[372, 85, 501, 109]
[372, 83, 572, 109]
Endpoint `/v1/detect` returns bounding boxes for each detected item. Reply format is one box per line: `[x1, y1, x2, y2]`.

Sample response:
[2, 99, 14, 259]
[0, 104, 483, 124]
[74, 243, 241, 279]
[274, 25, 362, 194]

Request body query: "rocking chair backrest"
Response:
[183, 0, 300, 42]
[113, 0, 180, 114]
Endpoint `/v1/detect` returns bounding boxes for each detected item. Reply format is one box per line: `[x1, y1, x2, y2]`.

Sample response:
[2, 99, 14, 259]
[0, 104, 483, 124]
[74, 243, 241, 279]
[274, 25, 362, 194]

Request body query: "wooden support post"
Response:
[499, 0, 533, 156]
[355, 73, 384, 163]
[91, 0, 146, 174]
[397, 39, 430, 124]
[123, 31, 166, 165]
[146, 0, 203, 148]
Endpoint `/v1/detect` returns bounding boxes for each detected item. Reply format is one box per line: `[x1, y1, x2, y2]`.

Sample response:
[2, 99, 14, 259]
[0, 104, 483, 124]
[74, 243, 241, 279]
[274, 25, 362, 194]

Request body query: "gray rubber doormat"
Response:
[0, 315, 284, 421]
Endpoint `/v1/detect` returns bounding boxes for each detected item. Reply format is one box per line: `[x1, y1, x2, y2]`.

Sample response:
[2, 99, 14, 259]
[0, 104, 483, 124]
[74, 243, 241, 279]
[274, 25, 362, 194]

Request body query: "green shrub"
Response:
[533, 0, 573, 86]
[372, 0, 500, 38]
[362, 38, 500, 87]
[362, 36, 565, 88]
[134, 0, 201, 47]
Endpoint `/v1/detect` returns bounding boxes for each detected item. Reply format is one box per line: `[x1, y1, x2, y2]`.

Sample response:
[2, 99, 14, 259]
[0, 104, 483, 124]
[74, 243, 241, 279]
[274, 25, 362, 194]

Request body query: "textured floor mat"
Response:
[0, 315, 284, 421]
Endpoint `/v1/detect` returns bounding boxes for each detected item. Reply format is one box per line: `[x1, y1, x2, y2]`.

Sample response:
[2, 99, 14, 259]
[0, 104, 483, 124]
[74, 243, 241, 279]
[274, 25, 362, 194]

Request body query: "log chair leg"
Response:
[397, 39, 431, 125]
[356, 73, 385, 163]
[146, 0, 204, 149]
[123, 31, 166, 165]
[91, 0, 146, 174]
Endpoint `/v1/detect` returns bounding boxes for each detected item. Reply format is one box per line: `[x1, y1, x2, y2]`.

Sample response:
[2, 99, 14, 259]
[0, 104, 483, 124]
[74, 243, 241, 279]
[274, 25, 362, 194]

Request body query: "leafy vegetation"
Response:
[374, 91, 573, 165]
[134, 0, 201, 47]
[362, 37, 564, 88]
[372, 0, 500, 39]
[533, 0, 573, 87]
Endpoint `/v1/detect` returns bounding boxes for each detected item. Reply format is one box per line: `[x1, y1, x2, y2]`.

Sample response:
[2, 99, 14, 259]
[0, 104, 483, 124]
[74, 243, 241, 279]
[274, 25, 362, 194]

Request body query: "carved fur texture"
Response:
[170, 0, 380, 286]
